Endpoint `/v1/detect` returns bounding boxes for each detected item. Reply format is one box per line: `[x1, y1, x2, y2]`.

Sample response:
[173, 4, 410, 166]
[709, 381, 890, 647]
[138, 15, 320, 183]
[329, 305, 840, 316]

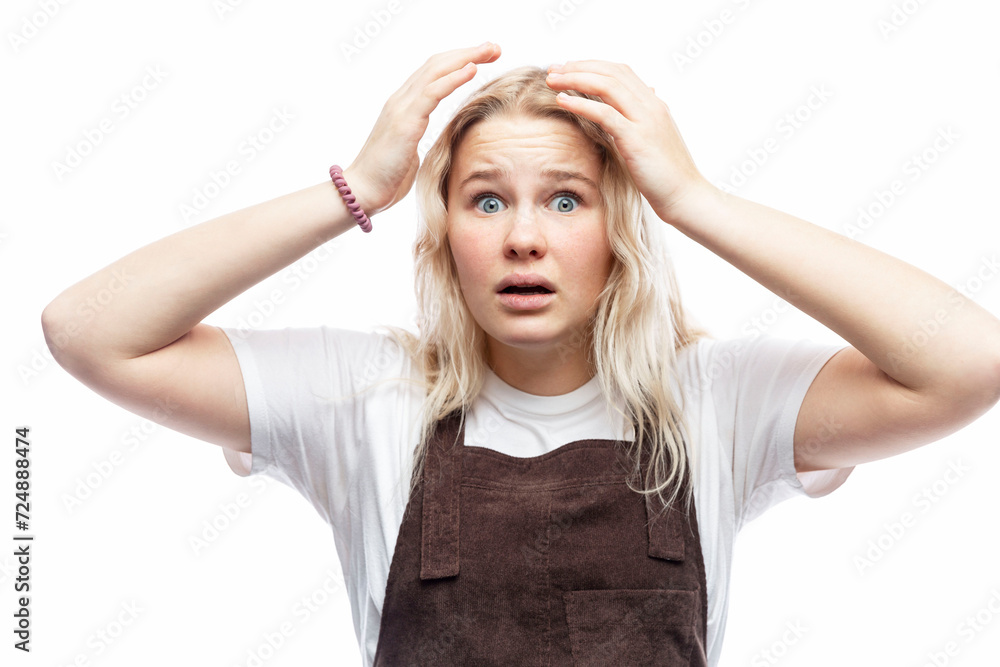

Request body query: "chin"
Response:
[486, 322, 576, 350]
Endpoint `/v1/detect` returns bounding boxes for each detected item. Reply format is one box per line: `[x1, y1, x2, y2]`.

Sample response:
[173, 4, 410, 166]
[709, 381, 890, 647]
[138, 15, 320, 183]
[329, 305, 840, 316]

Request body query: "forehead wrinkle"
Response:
[450, 116, 602, 196]
[457, 166, 598, 191]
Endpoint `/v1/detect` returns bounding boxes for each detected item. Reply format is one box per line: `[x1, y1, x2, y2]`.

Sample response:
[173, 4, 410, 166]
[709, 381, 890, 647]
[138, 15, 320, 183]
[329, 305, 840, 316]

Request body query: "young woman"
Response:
[41, 41, 1000, 666]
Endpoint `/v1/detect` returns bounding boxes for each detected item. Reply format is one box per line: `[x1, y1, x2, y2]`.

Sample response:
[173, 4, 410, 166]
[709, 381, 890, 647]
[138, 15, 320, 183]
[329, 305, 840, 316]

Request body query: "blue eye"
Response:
[473, 194, 505, 214]
[550, 193, 579, 213]
[470, 191, 583, 214]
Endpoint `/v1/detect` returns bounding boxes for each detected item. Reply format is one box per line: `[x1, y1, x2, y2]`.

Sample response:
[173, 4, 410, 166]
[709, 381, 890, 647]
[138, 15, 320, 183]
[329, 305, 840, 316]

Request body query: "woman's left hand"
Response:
[545, 60, 712, 224]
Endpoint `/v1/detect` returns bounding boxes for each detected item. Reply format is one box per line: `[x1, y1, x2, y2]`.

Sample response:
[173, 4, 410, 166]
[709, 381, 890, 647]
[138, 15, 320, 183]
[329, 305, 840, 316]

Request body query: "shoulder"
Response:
[674, 333, 843, 389]
[219, 323, 422, 399]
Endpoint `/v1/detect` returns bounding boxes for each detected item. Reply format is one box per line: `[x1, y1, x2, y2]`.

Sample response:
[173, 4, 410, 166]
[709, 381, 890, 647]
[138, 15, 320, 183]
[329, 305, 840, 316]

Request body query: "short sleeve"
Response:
[708, 334, 853, 529]
[217, 325, 404, 524]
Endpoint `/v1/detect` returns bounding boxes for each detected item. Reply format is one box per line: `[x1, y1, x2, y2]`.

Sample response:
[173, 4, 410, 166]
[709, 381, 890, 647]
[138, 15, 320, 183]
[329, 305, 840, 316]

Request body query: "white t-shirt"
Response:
[218, 325, 854, 667]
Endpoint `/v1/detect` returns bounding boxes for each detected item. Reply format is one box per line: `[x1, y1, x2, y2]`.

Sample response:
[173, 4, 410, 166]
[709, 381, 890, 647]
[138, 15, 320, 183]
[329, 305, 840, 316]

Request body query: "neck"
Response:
[487, 342, 596, 396]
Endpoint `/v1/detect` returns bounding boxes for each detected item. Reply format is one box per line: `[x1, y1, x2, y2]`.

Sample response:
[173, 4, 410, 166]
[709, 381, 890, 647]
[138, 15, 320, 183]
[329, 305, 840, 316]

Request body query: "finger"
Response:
[546, 70, 639, 122]
[549, 59, 651, 101]
[392, 43, 501, 121]
[415, 61, 481, 113]
[553, 92, 627, 137]
[400, 42, 500, 98]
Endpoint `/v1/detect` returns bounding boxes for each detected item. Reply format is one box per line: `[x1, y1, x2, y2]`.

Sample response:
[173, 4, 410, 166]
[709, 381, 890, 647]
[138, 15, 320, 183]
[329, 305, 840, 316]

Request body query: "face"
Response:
[446, 114, 614, 371]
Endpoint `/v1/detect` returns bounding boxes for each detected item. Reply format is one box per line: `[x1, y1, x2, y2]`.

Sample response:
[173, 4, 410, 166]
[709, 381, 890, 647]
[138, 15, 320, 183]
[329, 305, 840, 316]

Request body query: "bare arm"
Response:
[39, 42, 502, 455]
[42, 178, 365, 363]
[667, 185, 1000, 472]
[544, 60, 1000, 472]
[39, 177, 370, 452]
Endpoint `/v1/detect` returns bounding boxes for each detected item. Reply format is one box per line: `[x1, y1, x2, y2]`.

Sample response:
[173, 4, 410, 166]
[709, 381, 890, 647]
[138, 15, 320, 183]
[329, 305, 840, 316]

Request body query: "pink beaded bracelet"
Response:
[329, 164, 372, 233]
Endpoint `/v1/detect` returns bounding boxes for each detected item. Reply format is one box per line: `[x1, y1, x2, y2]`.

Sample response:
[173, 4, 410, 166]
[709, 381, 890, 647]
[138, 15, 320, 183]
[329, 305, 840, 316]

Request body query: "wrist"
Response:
[654, 179, 723, 228]
[342, 165, 381, 217]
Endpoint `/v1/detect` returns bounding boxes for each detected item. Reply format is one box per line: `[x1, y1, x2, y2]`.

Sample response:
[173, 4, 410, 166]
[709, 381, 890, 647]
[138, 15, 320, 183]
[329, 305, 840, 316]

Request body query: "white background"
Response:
[4, 0, 999, 665]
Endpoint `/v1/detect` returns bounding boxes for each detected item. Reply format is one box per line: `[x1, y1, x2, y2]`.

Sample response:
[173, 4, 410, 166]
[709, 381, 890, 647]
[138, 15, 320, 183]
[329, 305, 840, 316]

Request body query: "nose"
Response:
[503, 206, 548, 258]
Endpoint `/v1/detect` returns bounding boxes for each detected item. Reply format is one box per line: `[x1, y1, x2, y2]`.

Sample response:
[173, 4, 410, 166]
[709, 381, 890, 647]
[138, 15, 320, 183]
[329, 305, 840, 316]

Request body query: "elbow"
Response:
[904, 356, 1000, 433]
[929, 349, 1000, 411]
[40, 305, 101, 382]
[977, 324, 1000, 407]
[931, 358, 1000, 424]
[40, 303, 69, 364]
[987, 355, 1000, 407]
[969, 352, 1000, 409]
[40, 301, 83, 368]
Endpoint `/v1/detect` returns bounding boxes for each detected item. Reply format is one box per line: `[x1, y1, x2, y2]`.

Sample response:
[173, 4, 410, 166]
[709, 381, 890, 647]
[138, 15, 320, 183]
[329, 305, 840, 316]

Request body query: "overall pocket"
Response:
[563, 588, 700, 666]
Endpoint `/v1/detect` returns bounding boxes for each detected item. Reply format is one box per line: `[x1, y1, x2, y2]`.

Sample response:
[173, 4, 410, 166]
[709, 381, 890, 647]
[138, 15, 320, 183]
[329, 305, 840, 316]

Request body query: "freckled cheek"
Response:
[449, 230, 492, 298]
[576, 243, 614, 300]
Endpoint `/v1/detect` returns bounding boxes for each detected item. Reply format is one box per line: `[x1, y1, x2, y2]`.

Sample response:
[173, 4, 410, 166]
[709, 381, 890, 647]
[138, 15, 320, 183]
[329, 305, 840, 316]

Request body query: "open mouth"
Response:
[500, 286, 553, 295]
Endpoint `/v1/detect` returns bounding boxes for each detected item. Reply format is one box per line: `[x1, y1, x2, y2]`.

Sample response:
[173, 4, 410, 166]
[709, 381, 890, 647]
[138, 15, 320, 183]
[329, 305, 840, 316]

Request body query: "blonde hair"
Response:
[371, 64, 712, 520]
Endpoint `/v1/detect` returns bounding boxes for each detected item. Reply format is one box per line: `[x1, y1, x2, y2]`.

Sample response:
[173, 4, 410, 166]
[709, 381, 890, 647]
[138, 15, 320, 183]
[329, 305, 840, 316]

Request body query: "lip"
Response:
[495, 272, 556, 293]
[497, 291, 556, 310]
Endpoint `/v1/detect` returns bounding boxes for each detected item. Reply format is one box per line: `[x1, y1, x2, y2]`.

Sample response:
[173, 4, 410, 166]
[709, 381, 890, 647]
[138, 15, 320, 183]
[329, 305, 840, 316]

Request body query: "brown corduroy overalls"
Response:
[373, 408, 708, 666]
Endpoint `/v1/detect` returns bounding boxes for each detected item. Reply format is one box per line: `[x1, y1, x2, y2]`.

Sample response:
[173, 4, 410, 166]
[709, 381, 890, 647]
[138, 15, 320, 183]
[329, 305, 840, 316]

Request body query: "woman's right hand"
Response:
[343, 42, 501, 217]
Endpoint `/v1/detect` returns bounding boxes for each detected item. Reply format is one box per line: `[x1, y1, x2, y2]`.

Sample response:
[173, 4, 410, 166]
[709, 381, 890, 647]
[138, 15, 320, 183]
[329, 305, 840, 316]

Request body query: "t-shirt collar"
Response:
[482, 366, 603, 417]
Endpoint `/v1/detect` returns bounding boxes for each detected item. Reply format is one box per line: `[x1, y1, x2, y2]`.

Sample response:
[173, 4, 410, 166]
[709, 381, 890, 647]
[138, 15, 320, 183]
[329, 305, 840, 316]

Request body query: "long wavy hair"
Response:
[371, 64, 711, 520]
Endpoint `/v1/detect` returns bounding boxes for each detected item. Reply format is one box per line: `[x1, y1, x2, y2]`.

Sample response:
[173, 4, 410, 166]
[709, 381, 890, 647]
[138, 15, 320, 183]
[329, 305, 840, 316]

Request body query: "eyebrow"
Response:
[457, 166, 598, 191]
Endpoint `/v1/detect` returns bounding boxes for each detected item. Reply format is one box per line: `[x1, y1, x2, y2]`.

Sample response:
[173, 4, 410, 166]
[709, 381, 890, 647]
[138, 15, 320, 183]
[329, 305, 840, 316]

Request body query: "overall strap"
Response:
[420, 409, 463, 580]
[645, 486, 687, 562]
[633, 420, 690, 562]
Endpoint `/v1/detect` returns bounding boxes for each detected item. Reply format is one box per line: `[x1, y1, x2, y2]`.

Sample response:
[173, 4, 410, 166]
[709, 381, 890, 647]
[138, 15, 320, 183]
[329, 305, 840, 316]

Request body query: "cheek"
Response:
[449, 229, 490, 292]
[570, 229, 613, 283]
